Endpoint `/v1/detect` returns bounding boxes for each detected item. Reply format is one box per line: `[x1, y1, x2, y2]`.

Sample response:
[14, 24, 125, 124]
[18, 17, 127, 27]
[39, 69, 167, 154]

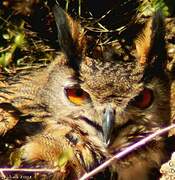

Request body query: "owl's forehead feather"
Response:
[80, 59, 144, 102]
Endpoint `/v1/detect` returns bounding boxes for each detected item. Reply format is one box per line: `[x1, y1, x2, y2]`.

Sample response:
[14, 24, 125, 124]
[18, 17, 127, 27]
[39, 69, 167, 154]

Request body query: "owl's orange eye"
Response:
[132, 88, 154, 109]
[65, 87, 90, 105]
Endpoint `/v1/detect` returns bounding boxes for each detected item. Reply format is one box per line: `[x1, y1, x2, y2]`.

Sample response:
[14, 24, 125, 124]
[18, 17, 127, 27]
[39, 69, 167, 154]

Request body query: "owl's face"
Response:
[42, 6, 170, 155]
[43, 51, 169, 155]
[80, 58, 170, 152]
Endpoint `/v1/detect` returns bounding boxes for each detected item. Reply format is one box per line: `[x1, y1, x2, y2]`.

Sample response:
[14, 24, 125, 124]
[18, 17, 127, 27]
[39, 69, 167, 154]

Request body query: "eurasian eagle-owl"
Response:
[0, 2, 170, 180]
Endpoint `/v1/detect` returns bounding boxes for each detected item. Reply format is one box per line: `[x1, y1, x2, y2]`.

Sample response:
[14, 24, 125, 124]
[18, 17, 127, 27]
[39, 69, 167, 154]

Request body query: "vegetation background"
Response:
[0, 0, 175, 178]
[0, 0, 175, 72]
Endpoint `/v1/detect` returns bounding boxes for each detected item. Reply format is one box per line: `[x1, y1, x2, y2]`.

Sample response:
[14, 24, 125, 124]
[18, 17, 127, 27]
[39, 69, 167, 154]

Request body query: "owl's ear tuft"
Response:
[135, 11, 166, 68]
[52, 2, 86, 71]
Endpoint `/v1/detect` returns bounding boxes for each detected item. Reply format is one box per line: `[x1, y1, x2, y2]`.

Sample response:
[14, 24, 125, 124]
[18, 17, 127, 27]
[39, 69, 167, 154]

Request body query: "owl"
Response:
[0, 2, 170, 180]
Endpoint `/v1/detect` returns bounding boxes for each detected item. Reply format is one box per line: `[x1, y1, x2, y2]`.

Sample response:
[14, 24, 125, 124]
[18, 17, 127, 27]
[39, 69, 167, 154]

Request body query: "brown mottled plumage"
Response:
[0, 3, 170, 180]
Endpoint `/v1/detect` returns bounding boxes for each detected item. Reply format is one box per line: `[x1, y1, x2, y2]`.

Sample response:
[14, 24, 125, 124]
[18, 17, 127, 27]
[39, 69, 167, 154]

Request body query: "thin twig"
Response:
[80, 124, 175, 180]
[0, 46, 11, 53]
[85, 26, 126, 33]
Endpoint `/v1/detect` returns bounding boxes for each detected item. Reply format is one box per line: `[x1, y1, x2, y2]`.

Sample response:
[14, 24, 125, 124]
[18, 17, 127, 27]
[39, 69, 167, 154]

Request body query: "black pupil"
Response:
[135, 92, 144, 103]
[75, 89, 84, 97]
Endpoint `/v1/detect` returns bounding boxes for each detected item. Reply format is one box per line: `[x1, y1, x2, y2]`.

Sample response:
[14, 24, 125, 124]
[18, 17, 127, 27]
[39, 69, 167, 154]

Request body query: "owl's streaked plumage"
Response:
[0, 2, 170, 180]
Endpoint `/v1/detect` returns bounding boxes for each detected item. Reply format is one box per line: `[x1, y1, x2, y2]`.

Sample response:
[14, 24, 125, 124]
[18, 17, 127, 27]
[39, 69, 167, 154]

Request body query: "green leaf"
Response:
[56, 148, 74, 168]
[10, 149, 23, 167]
[0, 52, 12, 67]
[14, 33, 25, 47]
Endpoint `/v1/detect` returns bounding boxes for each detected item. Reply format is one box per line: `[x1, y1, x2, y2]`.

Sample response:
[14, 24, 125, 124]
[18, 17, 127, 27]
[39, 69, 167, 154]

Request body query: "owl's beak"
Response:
[102, 107, 115, 147]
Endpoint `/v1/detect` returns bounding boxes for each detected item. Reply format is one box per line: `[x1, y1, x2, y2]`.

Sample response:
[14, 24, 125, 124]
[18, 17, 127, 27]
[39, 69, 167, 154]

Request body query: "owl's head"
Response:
[43, 3, 170, 153]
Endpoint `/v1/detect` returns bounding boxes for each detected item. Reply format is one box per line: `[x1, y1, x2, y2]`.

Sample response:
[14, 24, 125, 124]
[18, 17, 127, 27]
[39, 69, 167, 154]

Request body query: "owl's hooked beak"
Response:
[102, 107, 115, 147]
